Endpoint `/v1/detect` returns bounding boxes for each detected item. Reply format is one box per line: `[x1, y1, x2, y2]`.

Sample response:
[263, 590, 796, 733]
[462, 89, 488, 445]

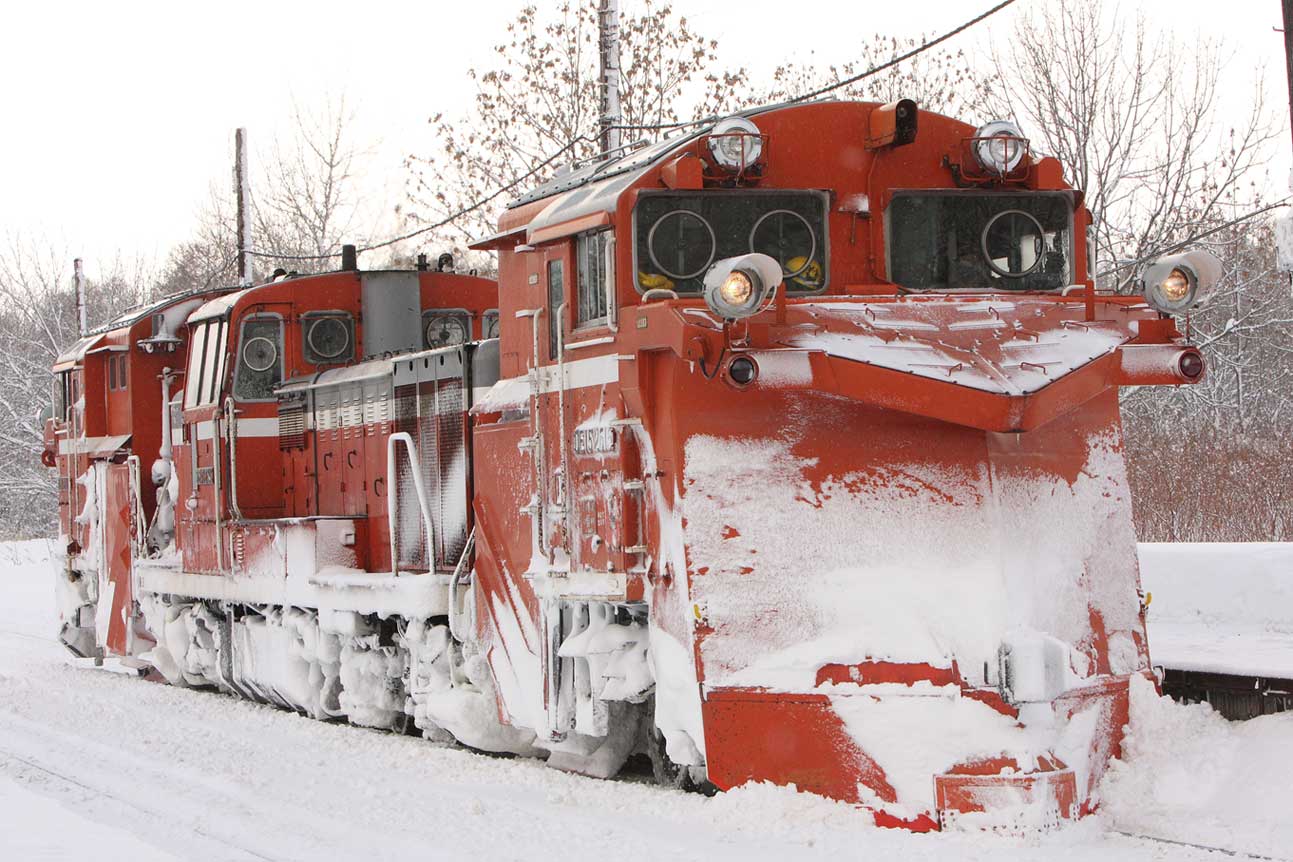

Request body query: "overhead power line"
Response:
[1096, 198, 1293, 281]
[245, 136, 592, 263]
[609, 0, 1019, 134]
[247, 1, 1020, 263]
[788, 0, 1017, 104]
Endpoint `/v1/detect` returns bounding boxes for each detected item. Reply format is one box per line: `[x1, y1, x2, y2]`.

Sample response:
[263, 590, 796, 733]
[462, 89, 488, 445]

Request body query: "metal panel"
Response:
[361, 272, 422, 358]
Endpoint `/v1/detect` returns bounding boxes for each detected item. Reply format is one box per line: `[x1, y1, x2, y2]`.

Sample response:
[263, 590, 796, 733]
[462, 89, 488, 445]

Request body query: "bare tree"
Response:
[0, 236, 152, 538]
[756, 34, 989, 119]
[402, 1, 747, 266]
[985, 1, 1279, 284]
[987, 1, 1290, 541]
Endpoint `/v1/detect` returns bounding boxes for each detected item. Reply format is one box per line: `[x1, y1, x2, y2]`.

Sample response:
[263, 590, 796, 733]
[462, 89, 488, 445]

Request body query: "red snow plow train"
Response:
[43, 100, 1217, 830]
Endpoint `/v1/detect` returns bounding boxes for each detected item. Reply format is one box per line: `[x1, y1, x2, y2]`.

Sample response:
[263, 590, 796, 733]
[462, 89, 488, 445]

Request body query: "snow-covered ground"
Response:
[1140, 543, 1293, 678]
[1, 539, 1289, 861]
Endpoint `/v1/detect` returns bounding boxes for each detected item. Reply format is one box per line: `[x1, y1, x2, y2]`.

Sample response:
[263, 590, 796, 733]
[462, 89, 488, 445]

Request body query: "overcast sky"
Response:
[4, 0, 1289, 270]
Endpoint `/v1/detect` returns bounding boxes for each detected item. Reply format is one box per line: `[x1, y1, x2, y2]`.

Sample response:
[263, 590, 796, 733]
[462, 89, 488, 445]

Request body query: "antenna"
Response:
[597, 0, 622, 155]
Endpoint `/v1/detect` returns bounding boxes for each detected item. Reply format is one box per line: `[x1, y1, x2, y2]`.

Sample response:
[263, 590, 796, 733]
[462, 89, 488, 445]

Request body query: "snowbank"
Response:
[1139, 543, 1293, 677]
[1100, 674, 1293, 858]
[0, 539, 58, 639]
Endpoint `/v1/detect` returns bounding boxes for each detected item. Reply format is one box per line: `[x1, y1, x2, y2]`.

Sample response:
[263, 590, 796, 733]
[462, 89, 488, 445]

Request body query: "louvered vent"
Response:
[278, 396, 307, 450]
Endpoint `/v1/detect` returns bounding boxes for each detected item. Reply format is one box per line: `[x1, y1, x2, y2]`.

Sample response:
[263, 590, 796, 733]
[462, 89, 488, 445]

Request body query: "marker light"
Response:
[1142, 250, 1223, 315]
[702, 253, 782, 320]
[973, 120, 1026, 174]
[707, 116, 763, 172]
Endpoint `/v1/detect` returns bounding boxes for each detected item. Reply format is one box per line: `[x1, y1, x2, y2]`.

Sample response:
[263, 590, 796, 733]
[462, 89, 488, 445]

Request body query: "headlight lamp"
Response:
[719, 271, 754, 306]
[1142, 250, 1222, 315]
[973, 120, 1027, 174]
[1160, 268, 1191, 302]
[702, 253, 782, 320]
[707, 116, 763, 172]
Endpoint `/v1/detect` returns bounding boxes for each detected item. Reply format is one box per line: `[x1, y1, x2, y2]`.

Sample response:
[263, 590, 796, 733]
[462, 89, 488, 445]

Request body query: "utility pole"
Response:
[597, 0, 622, 155]
[73, 258, 87, 337]
[1284, 0, 1293, 155]
[235, 127, 252, 286]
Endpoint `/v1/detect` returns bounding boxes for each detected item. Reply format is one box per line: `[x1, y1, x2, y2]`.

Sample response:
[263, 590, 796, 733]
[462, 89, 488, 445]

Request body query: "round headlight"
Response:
[1141, 250, 1222, 315]
[1160, 268, 1191, 302]
[974, 120, 1026, 174]
[702, 253, 782, 320]
[719, 271, 754, 306]
[708, 116, 763, 172]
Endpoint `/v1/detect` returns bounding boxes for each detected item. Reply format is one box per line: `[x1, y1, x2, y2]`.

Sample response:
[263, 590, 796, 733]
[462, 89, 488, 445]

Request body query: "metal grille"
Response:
[278, 397, 307, 450]
[392, 439, 429, 573]
[435, 378, 467, 569]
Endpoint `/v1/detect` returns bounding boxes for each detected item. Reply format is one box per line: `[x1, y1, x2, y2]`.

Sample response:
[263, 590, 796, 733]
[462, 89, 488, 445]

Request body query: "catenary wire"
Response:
[243, 135, 593, 263]
[243, 2, 1019, 261]
[608, 0, 1019, 134]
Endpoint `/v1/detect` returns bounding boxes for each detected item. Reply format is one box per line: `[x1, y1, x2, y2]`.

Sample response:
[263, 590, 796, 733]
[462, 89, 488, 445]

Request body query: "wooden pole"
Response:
[235, 128, 251, 286]
[73, 257, 86, 337]
[597, 0, 622, 155]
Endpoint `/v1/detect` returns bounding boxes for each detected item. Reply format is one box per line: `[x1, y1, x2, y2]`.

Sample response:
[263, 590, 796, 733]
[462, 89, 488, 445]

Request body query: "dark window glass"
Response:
[482, 310, 500, 340]
[547, 260, 564, 358]
[886, 192, 1072, 291]
[108, 355, 117, 390]
[118, 355, 128, 390]
[634, 191, 828, 295]
[206, 320, 226, 404]
[185, 322, 210, 409]
[422, 311, 470, 350]
[303, 313, 354, 364]
[577, 232, 609, 325]
[233, 316, 283, 401]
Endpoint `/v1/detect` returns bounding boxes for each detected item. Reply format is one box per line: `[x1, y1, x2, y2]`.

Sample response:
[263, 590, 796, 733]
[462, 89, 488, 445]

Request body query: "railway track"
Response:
[0, 746, 275, 862]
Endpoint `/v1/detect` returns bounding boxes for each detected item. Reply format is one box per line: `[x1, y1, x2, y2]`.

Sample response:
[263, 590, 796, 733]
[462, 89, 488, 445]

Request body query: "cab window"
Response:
[302, 312, 355, 365]
[633, 190, 828, 295]
[183, 319, 230, 408]
[576, 231, 610, 326]
[233, 315, 283, 401]
[886, 191, 1073, 291]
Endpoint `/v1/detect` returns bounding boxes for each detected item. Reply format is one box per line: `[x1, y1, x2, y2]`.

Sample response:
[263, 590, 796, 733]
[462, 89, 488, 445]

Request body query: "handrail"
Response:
[223, 397, 245, 522]
[555, 301, 572, 551]
[386, 432, 436, 576]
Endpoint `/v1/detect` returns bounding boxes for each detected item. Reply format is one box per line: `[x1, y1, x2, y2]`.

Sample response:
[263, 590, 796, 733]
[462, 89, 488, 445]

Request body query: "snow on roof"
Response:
[189, 287, 254, 322]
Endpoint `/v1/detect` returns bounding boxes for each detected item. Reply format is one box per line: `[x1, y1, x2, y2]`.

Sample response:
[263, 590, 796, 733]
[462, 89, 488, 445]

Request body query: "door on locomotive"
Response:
[178, 311, 232, 573]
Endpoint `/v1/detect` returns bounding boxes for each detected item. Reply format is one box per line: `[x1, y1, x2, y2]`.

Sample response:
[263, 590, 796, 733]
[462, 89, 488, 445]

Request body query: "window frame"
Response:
[232, 312, 285, 403]
[576, 230, 612, 329]
[630, 188, 831, 297]
[301, 310, 356, 366]
[420, 308, 472, 351]
[882, 189, 1076, 293]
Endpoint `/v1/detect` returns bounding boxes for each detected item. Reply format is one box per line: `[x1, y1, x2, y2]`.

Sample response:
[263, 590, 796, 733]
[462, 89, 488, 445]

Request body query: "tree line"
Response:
[0, 0, 1287, 541]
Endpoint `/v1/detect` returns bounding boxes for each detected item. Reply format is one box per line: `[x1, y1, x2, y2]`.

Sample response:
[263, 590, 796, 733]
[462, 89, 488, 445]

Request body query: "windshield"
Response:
[634, 191, 828, 295]
[886, 192, 1073, 291]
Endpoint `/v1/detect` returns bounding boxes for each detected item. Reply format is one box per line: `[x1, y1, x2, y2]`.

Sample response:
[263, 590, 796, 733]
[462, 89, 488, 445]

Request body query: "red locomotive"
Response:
[43, 99, 1218, 830]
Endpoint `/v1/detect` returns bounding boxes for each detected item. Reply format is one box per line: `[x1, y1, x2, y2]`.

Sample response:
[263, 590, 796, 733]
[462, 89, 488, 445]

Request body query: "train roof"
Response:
[506, 100, 817, 210]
